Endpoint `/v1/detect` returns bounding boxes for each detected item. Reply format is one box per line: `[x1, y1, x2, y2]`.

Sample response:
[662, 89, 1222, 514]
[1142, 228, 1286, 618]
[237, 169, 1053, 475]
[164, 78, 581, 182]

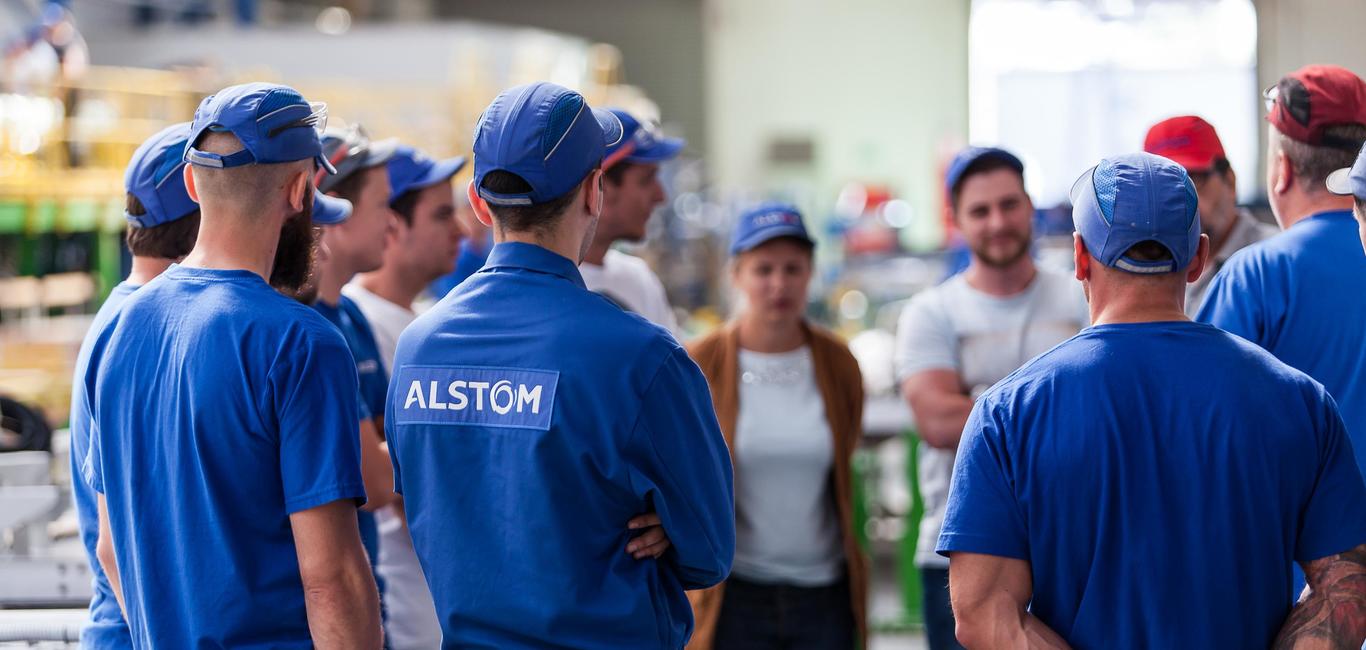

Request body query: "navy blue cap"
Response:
[946, 147, 1025, 197]
[125, 122, 198, 228]
[603, 109, 685, 168]
[1326, 142, 1366, 199]
[387, 145, 467, 204]
[184, 82, 335, 174]
[1071, 152, 1200, 274]
[317, 124, 399, 193]
[730, 202, 815, 255]
[472, 82, 624, 206]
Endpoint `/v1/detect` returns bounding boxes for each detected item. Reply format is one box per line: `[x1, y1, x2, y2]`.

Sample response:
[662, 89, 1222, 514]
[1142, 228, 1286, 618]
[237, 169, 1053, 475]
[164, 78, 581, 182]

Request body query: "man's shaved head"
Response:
[190, 131, 311, 213]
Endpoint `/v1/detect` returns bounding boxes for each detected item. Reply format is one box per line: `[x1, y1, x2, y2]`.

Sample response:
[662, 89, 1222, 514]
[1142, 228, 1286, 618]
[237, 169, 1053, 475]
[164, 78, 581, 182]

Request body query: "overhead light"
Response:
[316, 7, 352, 36]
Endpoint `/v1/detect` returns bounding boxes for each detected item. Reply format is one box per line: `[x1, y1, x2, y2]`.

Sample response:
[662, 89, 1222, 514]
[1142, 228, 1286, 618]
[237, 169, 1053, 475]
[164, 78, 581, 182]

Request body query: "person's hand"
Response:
[625, 513, 671, 560]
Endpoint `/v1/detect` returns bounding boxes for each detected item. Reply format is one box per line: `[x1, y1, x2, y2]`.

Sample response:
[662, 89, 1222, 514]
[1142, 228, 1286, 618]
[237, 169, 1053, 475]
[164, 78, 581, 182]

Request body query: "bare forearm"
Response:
[95, 496, 127, 619]
[958, 600, 1070, 650]
[358, 419, 395, 512]
[1274, 547, 1366, 649]
[910, 395, 974, 449]
[302, 560, 382, 649]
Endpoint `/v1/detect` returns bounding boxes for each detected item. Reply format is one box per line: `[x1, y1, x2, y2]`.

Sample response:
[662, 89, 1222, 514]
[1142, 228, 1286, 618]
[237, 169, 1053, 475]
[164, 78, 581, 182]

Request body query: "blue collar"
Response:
[1307, 209, 1354, 222]
[482, 242, 587, 290]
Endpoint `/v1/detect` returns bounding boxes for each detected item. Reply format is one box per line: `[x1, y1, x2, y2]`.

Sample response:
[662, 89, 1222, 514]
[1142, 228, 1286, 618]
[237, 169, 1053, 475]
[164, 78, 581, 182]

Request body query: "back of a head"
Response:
[478, 170, 580, 236]
[1072, 153, 1201, 298]
[190, 131, 308, 217]
[1267, 65, 1366, 194]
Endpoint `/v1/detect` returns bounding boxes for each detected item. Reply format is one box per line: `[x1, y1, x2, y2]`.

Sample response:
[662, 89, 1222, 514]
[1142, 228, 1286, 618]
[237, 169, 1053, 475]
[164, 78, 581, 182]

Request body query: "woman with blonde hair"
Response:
[687, 203, 867, 649]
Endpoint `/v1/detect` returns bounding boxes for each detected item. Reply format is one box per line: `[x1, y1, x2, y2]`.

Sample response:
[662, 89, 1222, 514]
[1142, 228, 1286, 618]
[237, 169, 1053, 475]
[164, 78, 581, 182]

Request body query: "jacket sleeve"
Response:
[625, 346, 735, 590]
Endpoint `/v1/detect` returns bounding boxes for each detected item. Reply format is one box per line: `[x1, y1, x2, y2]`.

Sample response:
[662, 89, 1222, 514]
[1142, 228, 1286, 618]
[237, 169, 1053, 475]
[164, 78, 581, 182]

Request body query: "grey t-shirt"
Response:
[895, 267, 1088, 568]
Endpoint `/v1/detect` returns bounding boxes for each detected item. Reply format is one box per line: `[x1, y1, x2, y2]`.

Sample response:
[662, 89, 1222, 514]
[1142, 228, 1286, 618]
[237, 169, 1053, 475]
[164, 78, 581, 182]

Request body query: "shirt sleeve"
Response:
[624, 347, 735, 590]
[936, 398, 1029, 560]
[271, 327, 367, 514]
[1195, 251, 1273, 347]
[1296, 392, 1366, 563]
[895, 291, 958, 382]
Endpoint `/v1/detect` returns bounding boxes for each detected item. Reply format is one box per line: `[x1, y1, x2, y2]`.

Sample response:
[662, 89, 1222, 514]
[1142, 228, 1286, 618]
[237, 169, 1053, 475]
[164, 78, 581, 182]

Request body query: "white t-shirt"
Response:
[578, 249, 680, 335]
[1185, 209, 1278, 316]
[894, 267, 1088, 568]
[732, 346, 845, 586]
[340, 281, 440, 650]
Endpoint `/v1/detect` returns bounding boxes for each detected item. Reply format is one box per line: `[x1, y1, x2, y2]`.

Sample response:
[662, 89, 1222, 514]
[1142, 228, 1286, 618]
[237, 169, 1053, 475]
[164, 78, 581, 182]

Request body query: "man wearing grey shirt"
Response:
[895, 147, 1088, 650]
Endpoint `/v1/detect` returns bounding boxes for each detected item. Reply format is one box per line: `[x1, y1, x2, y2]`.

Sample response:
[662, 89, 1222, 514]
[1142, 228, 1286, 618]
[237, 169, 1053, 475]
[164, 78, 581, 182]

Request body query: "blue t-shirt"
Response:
[1198, 210, 1366, 479]
[69, 281, 137, 649]
[937, 321, 1366, 648]
[82, 265, 365, 649]
[387, 242, 734, 649]
[314, 295, 388, 421]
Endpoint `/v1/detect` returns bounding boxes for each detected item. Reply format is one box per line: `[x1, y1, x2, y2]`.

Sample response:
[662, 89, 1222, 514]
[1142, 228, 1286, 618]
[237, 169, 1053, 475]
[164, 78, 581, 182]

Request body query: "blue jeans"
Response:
[713, 575, 855, 650]
[921, 568, 964, 650]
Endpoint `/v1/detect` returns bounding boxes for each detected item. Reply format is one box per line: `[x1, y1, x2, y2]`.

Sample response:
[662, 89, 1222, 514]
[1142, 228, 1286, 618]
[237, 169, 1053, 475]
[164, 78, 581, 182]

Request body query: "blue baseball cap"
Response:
[184, 82, 334, 174]
[1326, 142, 1366, 199]
[387, 145, 467, 204]
[730, 202, 815, 255]
[603, 109, 685, 168]
[472, 82, 623, 206]
[124, 122, 198, 228]
[1071, 152, 1200, 274]
[312, 191, 353, 225]
[946, 147, 1025, 198]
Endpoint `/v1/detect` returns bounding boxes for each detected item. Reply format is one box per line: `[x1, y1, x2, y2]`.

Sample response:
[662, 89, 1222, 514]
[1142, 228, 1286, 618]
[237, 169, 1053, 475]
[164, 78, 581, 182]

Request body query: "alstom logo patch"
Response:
[393, 365, 559, 430]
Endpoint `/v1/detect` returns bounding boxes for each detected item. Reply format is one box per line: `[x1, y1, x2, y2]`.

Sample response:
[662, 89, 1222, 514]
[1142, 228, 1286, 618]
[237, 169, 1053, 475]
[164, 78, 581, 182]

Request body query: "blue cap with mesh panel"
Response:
[1071, 152, 1200, 274]
[125, 122, 198, 228]
[184, 82, 336, 174]
[603, 109, 685, 168]
[472, 82, 623, 206]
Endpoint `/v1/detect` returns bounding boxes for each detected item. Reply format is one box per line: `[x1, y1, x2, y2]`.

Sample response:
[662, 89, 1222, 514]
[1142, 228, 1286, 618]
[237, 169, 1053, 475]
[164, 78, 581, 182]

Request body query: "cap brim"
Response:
[731, 225, 815, 255]
[1157, 151, 1216, 173]
[1326, 167, 1354, 195]
[593, 108, 625, 151]
[313, 192, 352, 225]
[413, 156, 469, 190]
[626, 136, 685, 163]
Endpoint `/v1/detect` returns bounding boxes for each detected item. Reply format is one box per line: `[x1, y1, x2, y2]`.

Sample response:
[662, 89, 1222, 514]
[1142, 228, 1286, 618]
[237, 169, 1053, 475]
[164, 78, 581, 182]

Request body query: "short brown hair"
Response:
[124, 193, 200, 259]
[391, 189, 420, 226]
[951, 157, 1025, 209]
[478, 170, 581, 235]
[1278, 124, 1366, 191]
[604, 161, 637, 187]
[329, 165, 382, 205]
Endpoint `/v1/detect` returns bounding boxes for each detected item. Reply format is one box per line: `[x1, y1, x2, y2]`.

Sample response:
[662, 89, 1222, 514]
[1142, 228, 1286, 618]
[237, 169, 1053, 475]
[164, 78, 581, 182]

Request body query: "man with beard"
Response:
[894, 147, 1088, 650]
[578, 108, 685, 334]
[385, 82, 733, 649]
[82, 82, 380, 648]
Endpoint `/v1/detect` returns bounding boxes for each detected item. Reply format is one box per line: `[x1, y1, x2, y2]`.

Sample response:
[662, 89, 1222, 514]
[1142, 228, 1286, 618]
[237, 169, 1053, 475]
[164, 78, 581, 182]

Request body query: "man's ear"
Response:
[184, 165, 201, 204]
[466, 180, 495, 228]
[287, 169, 308, 214]
[1272, 148, 1294, 197]
[1186, 233, 1211, 283]
[584, 168, 604, 218]
[1073, 233, 1091, 281]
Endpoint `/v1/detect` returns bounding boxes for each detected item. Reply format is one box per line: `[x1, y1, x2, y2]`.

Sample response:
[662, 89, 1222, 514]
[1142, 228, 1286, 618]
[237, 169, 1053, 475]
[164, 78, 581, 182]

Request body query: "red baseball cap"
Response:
[1144, 116, 1226, 172]
[1265, 64, 1366, 149]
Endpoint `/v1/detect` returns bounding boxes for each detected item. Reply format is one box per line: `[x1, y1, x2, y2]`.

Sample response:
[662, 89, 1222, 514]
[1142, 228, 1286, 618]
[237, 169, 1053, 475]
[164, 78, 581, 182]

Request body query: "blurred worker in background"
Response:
[686, 203, 867, 649]
[1326, 140, 1366, 252]
[69, 122, 201, 650]
[941, 152, 1366, 648]
[895, 146, 1088, 650]
[344, 144, 466, 649]
[386, 82, 734, 649]
[578, 108, 685, 335]
[1198, 64, 1366, 482]
[310, 124, 401, 617]
[426, 192, 488, 300]
[83, 82, 380, 647]
[1143, 115, 1276, 314]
